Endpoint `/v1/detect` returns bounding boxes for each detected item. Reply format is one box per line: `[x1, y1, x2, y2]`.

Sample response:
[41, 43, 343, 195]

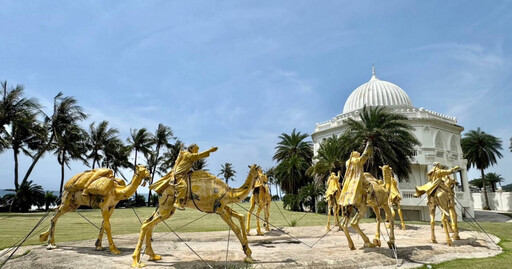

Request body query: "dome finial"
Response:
[370, 64, 377, 81]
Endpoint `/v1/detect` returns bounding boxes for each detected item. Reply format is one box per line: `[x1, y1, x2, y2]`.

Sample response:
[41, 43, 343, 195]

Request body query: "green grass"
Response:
[419, 221, 512, 268]
[0, 201, 328, 250]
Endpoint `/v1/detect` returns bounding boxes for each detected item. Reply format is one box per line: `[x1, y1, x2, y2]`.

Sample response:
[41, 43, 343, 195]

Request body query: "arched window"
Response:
[450, 135, 458, 152]
[435, 132, 444, 149]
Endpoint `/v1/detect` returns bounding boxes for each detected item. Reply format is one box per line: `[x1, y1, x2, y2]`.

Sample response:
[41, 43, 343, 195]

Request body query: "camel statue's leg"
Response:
[334, 204, 342, 229]
[449, 206, 460, 240]
[429, 201, 437, 243]
[350, 204, 374, 248]
[341, 206, 355, 250]
[441, 212, 453, 246]
[40, 193, 77, 249]
[256, 206, 263, 235]
[246, 196, 256, 235]
[100, 205, 120, 254]
[95, 205, 116, 250]
[264, 202, 270, 232]
[382, 205, 396, 249]
[387, 204, 395, 229]
[327, 198, 332, 231]
[372, 206, 382, 247]
[396, 203, 406, 230]
[218, 206, 253, 263]
[132, 189, 176, 268]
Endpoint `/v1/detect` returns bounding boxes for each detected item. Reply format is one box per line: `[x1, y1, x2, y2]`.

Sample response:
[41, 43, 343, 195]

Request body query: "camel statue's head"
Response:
[135, 165, 151, 187]
[379, 165, 392, 177]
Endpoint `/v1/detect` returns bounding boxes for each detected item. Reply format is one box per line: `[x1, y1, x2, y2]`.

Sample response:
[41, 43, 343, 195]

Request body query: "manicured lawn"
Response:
[0, 201, 328, 250]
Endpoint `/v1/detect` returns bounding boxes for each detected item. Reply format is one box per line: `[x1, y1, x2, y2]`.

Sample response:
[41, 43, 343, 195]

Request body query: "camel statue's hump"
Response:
[191, 170, 229, 187]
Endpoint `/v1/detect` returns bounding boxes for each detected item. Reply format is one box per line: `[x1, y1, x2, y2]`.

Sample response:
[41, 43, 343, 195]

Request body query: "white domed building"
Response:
[312, 68, 473, 221]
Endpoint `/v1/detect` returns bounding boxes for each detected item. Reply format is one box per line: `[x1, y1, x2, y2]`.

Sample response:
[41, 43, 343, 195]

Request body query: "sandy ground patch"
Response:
[1, 223, 501, 268]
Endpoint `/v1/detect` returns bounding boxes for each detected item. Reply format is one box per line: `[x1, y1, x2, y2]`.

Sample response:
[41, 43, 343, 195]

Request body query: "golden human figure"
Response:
[132, 159, 260, 267]
[325, 171, 342, 231]
[415, 162, 460, 246]
[149, 144, 218, 210]
[39, 165, 150, 254]
[385, 167, 406, 230]
[246, 168, 271, 235]
[338, 142, 396, 250]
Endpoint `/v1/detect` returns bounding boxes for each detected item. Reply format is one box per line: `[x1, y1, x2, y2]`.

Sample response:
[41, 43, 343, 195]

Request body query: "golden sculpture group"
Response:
[42, 141, 462, 267]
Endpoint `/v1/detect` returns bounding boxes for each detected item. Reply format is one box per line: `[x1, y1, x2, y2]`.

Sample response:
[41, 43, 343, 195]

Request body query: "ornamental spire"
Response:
[370, 64, 377, 81]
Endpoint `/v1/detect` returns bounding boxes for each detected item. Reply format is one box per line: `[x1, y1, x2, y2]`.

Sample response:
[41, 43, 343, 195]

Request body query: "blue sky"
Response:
[1, 1, 511, 191]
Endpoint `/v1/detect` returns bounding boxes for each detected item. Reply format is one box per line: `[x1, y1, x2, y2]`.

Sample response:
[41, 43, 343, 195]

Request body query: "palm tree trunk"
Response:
[134, 150, 138, 199]
[21, 132, 54, 185]
[481, 169, 490, 210]
[59, 153, 66, 198]
[13, 147, 19, 191]
[147, 146, 161, 207]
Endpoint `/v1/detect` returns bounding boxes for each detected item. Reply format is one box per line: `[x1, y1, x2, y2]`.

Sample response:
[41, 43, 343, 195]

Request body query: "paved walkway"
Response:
[473, 209, 512, 222]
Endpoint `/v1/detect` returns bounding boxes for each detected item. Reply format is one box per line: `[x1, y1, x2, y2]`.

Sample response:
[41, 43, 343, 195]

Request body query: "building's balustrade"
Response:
[314, 106, 458, 133]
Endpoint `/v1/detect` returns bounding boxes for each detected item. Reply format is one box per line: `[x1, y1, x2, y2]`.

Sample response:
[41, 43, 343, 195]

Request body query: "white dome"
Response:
[342, 71, 413, 114]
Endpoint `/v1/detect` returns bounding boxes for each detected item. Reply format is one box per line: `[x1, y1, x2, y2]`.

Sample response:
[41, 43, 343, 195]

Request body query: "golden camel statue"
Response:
[338, 141, 395, 250]
[39, 165, 150, 254]
[415, 163, 460, 246]
[385, 167, 406, 230]
[246, 169, 271, 235]
[325, 171, 342, 231]
[131, 164, 260, 267]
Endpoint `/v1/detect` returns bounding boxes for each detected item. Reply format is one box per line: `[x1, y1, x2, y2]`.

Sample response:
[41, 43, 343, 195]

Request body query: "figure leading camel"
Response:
[39, 165, 150, 254]
[132, 144, 259, 267]
[415, 162, 460, 246]
[338, 141, 396, 250]
[246, 168, 271, 235]
[325, 171, 342, 231]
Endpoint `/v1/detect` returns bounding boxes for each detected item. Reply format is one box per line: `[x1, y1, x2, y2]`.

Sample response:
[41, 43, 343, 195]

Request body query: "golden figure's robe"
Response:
[150, 149, 213, 195]
[339, 146, 372, 207]
[325, 173, 341, 197]
[415, 166, 456, 197]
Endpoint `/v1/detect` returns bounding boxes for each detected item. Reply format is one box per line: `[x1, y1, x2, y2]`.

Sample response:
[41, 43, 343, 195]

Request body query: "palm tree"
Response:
[461, 128, 503, 210]
[218, 162, 236, 184]
[88, 121, 119, 169]
[265, 167, 280, 198]
[307, 134, 352, 183]
[298, 182, 325, 212]
[5, 180, 45, 212]
[147, 123, 174, 206]
[44, 191, 58, 211]
[343, 106, 420, 180]
[0, 81, 43, 190]
[127, 128, 154, 170]
[53, 123, 89, 197]
[22, 92, 87, 187]
[469, 178, 484, 189]
[101, 137, 132, 174]
[273, 129, 313, 196]
[192, 158, 209, 171]
[485, 172, 504, 193]
[158, 140, 184, 175]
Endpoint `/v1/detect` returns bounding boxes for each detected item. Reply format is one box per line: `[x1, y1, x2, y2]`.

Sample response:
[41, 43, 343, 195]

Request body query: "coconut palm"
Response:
[485, 172, 504, 193]
[158, 139, 184, 174]
[461, 128, 503, 210]
[44, 191, 59, 211]
[218, 162, 236, 184]
[87, 121, 119, 169]
[127, 128, 154, 170]
[273, 129, 313, 196]
[5, 180, 45, 212]
[102, 137, 132, 176]
[0, 81, 44, 190]
[147, 123, 174, 206]
[307, 134, 352, 183]
[343, 106, 420, 180]
[265, 166, 280, 198]
[53, 123, 89, 197]
[22, 92, 87, 187]
[192, 158, 209, 171]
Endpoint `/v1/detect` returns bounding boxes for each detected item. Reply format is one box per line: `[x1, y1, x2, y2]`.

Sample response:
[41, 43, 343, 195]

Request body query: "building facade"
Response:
[311, 69, 474, 221]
